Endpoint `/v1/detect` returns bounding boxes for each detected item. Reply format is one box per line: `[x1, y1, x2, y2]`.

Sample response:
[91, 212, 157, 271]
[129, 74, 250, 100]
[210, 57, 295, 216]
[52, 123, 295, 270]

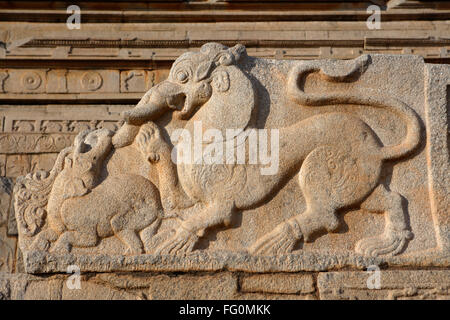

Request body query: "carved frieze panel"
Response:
[0, 105, 133, 154]
[0, 69, 158, 96]
[12, 43, 449, 273]
[120, 70, 154, 93]
[0, 134, 74, 155]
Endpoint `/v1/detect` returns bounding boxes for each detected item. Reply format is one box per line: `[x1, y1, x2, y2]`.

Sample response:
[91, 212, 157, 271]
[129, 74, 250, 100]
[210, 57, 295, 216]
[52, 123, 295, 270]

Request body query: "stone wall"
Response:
[2, 270, 449, 300]
[0, 1, 449, 300]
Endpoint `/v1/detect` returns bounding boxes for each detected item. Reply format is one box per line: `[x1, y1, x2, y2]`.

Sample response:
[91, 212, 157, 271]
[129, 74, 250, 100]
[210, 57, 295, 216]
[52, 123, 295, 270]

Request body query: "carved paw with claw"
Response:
[154, 228, 199, 255]
[355, 228, 413, 257]
[249, 218, 303, 256]
[136, 122, 170, 164]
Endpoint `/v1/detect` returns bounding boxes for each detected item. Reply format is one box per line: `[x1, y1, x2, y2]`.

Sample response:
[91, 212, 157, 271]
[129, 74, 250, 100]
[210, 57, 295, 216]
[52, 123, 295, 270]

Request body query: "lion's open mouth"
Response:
[167, 92, 187, 114]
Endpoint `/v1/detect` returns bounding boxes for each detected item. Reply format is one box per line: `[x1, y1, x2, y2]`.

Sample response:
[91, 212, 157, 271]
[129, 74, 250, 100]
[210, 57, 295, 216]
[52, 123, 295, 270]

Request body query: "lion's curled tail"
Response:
[287, 56, 421, 160]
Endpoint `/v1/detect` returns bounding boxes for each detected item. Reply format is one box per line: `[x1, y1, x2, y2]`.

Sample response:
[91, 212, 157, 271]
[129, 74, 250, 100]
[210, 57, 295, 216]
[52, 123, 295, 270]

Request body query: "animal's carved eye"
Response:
[176, 70, 189, 83]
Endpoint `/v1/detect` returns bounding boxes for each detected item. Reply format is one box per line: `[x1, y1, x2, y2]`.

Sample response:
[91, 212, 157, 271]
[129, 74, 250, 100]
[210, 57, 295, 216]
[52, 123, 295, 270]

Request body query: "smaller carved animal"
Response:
[52, 173, 163, 254]
[15, 128, 164, 254]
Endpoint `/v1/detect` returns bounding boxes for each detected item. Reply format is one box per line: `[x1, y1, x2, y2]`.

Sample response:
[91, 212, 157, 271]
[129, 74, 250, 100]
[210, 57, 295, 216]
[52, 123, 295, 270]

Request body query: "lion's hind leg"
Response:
[248, 205, 338, 256]
[250, 147, 347, 255]
[356, 184, 413, 257]
[50, 229, 98, 253]
[111, 210, 150, 255]
[114, 229, 144, 255]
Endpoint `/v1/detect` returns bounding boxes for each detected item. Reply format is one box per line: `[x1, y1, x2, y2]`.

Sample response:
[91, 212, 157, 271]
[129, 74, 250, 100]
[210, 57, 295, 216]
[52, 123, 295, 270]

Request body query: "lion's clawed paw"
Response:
[355, 229, 413, 257]
[249, 221, 302, 256]
[154, 228, 199, 255]
[136, 122, 169, 163]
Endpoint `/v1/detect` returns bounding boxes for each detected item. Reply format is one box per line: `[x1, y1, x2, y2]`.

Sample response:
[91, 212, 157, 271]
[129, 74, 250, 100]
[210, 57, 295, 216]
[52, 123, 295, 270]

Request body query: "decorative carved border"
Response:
[0, 133, 74, 154]
[21, 38, 450, 50]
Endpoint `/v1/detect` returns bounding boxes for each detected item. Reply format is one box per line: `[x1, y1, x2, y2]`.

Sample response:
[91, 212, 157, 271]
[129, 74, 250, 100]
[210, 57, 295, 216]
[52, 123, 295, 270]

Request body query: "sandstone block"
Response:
[95, 272, 238, 300]
[318, 270, 450, 300]
[240, 273, 315, 295]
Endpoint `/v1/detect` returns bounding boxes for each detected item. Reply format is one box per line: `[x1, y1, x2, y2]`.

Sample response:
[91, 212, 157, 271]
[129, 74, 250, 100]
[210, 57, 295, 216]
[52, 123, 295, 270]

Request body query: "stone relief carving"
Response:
[80, 71, 103, 91]
[0, 105, 126, 155]
[46, 69, 68, 93]
[0, 227, 13, 273]
[0, 71, 9, 93]
[7, 119, 123, 134]
[12, 43, 448, 273]
[16, 128, 164, 254]
[120, 70, 154, 93]
[0, 133, 74, 154]
[0, 155, 6, 176]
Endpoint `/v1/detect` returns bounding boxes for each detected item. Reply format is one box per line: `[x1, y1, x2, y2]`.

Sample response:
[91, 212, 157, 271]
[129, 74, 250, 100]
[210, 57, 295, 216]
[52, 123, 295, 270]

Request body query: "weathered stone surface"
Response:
[424, 64, 450, 253]
[318, 270, 450, 300]
[0, 177, 11, 225]
[60, 281, 139, 300]
[0, 105, 128, 154]
[6, 155, 31, 178]
[0, 155, 5, 176]
[95, 272, 238, 300]
[0, 273, 138, 300]
[30, 154, 58, 173]
[0, 271, 324, 300]
[10, 43, 449, 275]
[236, 292, 316, 300]
[7, 197, 17, 236]
[21, 250, 450, 274]
[1, 271, 237, 300]
[240, 273, 314, 295]
[0, 227, 14, 272]
[0, 178, 15, 272]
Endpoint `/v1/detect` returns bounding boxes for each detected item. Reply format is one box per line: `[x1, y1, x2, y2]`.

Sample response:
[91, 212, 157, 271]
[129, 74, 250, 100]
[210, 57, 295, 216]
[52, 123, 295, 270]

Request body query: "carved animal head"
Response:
[128, 43, 256, 138]
[61, 128, 114, 199]
[13, 128, 113, 237]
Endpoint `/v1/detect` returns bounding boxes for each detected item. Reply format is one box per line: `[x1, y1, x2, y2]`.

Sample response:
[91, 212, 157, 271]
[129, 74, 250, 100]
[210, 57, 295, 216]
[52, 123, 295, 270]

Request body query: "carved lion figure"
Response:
[14, 128, 164, 254]
[112, 43, 420, 257]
